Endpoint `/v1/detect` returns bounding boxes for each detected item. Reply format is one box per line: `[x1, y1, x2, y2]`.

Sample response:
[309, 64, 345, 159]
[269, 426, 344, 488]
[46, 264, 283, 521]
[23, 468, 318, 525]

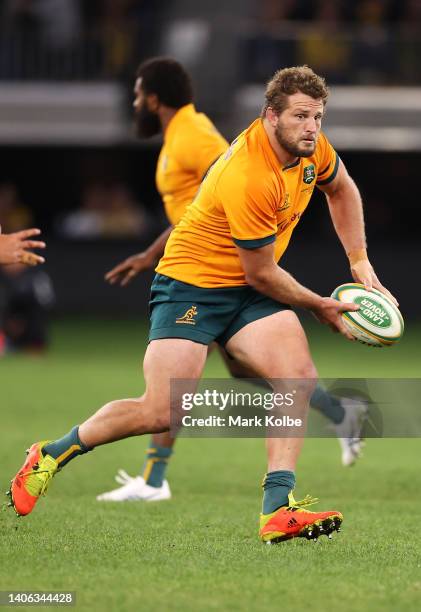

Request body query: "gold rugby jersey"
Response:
[155, 103, 228, 225]
[157, 118, 338, 287]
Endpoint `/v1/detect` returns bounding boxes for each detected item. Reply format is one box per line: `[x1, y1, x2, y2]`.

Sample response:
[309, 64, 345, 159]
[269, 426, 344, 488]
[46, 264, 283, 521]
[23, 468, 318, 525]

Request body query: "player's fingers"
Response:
[336, 300, 360, 313]
[120, 269, 137, 287]
[372, 281, 399, 307]
[336, 319, 355, 341]
[329, 323, 339, 334]
[106, 275, 119, 285]
[21, 240, 46, 249]
[105, 268, 120, 281]
[105, 270, 121, 284]
[105, 262, 129, 281]
[16, 228, 42, 239]
[329, 320, 354, 340]
[19, 251, 45, 266]
[363, 277, 373, 291]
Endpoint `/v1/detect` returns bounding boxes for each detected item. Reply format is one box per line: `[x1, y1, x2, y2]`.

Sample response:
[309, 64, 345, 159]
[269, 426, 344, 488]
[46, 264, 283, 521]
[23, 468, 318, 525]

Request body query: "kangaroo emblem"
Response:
[176, 305, 198, 325]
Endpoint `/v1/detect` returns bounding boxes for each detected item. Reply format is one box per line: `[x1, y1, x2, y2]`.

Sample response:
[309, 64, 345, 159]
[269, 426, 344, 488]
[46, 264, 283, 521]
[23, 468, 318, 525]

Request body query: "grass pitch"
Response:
[1, 317, 420, 611]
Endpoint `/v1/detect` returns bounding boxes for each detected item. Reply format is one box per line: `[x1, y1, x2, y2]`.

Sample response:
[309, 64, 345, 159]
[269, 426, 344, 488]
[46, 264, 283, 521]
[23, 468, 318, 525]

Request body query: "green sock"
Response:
[262, 470, 296, 514]
[43, 426, 91, 468]
[311, 385, 345, 425]
[141, 441, 173, 487]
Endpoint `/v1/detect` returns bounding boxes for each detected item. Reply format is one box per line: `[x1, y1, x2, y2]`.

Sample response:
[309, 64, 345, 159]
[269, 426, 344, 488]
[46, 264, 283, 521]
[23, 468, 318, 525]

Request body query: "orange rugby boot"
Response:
[259, 493, 343, 544]
[6, 442, 58, 516]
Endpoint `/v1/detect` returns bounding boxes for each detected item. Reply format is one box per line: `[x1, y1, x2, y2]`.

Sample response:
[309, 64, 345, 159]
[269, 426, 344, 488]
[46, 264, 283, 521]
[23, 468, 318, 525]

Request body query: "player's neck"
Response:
[159, 107, 179, 133]
[262, 119, 298, 168]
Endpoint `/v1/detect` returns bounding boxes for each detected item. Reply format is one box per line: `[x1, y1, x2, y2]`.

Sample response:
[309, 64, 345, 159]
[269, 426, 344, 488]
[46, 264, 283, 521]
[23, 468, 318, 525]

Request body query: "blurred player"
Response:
[0, 263, 54, 354]
[0, 226, 45, 266]
[98, 58, 368, 504]
[100, 57, 227, 502]
[8, 66, 396, 543]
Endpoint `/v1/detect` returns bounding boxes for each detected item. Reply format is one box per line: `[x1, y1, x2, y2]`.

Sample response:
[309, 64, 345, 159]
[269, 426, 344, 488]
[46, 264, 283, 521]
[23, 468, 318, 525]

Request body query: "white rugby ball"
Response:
[331, 283, 404, 347]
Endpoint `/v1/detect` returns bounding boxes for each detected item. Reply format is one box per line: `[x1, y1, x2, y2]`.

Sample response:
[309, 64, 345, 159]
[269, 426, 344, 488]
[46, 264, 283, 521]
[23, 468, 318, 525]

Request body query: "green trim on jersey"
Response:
[317, 152, 339, 185]
[233, 234, 276, 249]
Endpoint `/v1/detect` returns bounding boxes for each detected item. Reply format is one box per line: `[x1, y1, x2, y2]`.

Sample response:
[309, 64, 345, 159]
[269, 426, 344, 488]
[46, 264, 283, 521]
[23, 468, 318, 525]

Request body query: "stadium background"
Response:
[1, 2, 420, 611]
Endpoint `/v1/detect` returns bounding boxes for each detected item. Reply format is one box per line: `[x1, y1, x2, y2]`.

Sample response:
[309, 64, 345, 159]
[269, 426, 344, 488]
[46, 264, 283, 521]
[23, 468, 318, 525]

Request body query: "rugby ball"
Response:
[331, 283, 404, 347]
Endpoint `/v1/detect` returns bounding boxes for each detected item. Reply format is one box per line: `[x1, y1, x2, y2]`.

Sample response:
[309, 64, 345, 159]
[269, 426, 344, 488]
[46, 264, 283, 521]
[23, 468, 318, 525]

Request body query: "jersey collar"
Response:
[256, 119, 301, 171]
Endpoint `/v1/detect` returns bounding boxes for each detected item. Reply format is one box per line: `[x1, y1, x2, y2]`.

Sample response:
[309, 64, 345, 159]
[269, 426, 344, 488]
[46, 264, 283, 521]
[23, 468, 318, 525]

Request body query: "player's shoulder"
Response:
[314, 131, 334, 155]
[310, 131, 335, 165]
[214, 133, 279, 203]
[179, 108, 222, 139]
[221, 121, 268, 167]
[171, 111, 227, 155]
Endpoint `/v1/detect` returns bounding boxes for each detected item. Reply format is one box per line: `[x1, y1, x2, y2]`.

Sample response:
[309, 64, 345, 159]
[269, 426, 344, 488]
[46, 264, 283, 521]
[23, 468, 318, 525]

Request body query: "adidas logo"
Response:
[287, 517, 298, 528]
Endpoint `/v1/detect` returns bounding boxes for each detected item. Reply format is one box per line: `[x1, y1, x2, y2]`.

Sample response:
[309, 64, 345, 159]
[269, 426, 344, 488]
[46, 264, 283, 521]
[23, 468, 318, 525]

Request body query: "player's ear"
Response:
[266, 107, 279, 128]
[145, 93, 160, 113]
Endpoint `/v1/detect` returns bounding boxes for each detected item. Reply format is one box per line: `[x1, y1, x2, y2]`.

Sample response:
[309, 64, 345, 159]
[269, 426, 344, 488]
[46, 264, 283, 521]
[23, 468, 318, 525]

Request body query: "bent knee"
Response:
[152, 412, 170, 433]
[294, 362, 318, 381]
[132, 393, 171, 433]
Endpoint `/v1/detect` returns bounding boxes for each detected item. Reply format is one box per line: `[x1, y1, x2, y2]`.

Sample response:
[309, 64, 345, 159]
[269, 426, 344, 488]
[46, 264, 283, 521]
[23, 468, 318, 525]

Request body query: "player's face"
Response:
[133, 77, 161, 138]
[274, 93, 324, 158]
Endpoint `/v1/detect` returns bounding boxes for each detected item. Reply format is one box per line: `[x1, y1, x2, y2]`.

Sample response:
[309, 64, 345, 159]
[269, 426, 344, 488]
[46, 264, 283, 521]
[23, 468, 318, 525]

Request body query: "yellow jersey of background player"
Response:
[156, 102, 228, 226]
[106, 58, 227, 287]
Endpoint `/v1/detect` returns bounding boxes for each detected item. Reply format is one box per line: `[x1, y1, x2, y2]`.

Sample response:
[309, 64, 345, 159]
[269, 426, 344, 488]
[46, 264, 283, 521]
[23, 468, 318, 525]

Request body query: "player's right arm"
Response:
[105, 225, 173, 286]
[0, 226, 45, 266]
[236, 242, 357, 339]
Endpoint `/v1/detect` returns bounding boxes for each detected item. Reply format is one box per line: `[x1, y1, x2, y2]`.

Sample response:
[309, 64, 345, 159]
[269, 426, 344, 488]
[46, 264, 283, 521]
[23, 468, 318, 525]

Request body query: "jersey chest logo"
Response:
[277, 193, 291, 212]
[303, 164, 315, 184]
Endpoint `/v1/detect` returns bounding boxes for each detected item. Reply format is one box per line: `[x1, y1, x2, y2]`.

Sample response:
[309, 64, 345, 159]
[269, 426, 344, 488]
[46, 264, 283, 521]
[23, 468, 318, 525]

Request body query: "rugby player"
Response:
[8, 66, 395, 542]
[98, 58, 370, 504]
[0, 226, 45, 266]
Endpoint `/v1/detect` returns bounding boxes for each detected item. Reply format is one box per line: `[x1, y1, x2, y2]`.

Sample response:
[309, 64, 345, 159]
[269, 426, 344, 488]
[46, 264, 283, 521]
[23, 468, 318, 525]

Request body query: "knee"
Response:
[290, 362, 318, 397]
[152, 410, 171, 433]
[295, 361, 318, 381]
[132, 394, 170, 434]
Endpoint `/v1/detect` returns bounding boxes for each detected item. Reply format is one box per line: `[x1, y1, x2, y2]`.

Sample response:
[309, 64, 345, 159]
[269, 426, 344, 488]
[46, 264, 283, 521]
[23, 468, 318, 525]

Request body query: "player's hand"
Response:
[351, 259, 399, 307]
[312, 297, 359, 341]
[105, 251, 156, 286]
[0, 227, 46, 266]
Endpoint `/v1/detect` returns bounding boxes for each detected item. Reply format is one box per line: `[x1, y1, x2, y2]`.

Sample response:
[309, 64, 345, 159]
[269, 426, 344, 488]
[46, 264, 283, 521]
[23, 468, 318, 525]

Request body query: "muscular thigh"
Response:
[144, 339, 207, 405]
[225, 310, 317, 380]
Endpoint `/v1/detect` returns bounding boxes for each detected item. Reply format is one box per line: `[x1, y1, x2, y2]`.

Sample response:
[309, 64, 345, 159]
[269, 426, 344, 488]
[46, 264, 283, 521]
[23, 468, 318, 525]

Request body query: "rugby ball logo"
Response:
[331, 283, 404, 347]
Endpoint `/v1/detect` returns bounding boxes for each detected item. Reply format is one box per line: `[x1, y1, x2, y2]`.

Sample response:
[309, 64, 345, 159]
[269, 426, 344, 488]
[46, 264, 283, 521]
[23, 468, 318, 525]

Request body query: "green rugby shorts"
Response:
[149, 273, 290, 346]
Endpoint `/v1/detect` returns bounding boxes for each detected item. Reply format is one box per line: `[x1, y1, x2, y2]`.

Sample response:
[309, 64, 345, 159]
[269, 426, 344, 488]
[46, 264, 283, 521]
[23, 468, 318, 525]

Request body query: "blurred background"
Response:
[0, 0, 419, 352]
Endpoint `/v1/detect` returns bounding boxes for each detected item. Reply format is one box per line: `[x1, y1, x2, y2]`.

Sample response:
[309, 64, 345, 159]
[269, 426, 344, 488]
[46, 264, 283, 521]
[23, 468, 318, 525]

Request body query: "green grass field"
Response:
[1, 317, 420, 612]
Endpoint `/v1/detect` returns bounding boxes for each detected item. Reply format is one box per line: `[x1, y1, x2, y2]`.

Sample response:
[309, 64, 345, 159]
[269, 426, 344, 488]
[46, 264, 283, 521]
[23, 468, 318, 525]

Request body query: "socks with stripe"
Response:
[141, 441, 173, 488]
[262, 470, 296, 514]
[311, 386, 345, 425]
[42, 426, 90, 467]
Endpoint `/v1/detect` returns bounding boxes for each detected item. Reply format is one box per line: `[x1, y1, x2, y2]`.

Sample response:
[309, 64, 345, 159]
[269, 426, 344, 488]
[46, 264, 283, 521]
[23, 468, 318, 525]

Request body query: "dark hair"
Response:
[136, 57, 194, 108]
[261, 65, 329, 117]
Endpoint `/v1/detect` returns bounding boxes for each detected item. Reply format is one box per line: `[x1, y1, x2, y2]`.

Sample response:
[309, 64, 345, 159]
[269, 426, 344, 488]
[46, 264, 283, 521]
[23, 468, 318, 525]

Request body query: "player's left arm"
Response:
[319, 159, 398, 305]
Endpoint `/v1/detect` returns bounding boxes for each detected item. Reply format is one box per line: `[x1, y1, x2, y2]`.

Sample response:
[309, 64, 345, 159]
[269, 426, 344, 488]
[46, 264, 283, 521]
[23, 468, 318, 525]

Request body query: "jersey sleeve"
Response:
[174, 125, 229, 181]
[315, 132, 339, 186]
[217, 169, 278, 249]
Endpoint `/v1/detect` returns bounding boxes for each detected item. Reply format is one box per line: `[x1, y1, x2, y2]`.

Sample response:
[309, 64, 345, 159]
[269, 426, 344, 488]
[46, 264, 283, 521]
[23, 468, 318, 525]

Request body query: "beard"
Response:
[274, 123, 317, 158]
[135, 105, 161, 138]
